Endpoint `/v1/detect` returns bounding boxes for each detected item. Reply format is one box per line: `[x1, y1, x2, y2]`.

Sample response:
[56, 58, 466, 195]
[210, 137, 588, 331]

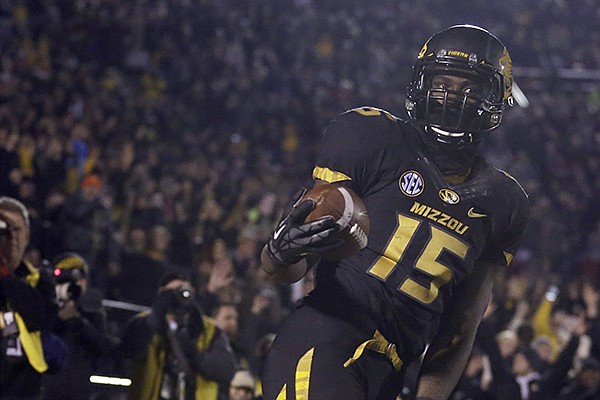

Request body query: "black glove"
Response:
[267, 188, 342, 265]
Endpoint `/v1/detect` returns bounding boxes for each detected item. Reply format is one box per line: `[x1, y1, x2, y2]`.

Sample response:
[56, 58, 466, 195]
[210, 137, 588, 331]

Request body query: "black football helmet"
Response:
[406, 25, 513, 146]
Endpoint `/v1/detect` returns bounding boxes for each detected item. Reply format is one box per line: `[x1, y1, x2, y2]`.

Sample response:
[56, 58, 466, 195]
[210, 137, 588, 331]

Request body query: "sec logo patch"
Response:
[399, 171, 424, 197]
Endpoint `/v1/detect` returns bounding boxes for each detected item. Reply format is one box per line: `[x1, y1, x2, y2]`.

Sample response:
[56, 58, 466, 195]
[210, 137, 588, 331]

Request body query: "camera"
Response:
[50, 253, 89, 307]
[53, 266, 84, 306]
[173, 287, 193, 308]
[160, 286, 195, 315]
[55, 281, 82, 305]
[179, 287, 192, 300]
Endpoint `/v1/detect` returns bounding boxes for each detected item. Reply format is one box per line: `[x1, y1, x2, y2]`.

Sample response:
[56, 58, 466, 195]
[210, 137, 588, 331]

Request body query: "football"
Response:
[302, 184, 369, 261]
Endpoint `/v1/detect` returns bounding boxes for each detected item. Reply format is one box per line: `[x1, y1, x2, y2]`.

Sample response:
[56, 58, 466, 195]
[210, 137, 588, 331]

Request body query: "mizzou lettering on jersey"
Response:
[409, 201, 469, 235]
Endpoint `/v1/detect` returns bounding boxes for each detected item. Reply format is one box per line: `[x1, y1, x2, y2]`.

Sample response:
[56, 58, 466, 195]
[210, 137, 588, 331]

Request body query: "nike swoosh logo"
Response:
[468, 207, 487, 218]
[273, 224, 286, 240]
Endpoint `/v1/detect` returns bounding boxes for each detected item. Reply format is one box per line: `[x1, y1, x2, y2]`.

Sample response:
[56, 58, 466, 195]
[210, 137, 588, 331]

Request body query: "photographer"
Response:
[0, 197, 58, 400]
[42, 252, 119, 400]
[122, 273, 237, 400]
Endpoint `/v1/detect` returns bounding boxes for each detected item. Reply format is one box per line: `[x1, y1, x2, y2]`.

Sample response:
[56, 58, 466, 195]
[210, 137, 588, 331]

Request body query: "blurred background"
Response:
[0, 0, 599, 399]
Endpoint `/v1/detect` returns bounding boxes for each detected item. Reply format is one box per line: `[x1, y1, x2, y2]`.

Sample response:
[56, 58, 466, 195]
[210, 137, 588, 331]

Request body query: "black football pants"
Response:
[262, 304, 405, 400]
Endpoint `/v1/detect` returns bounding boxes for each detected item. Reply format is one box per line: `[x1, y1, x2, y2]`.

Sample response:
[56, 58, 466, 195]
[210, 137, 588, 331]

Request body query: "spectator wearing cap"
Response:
[229, 369, 256, 400]
[42, 252, 119, 400]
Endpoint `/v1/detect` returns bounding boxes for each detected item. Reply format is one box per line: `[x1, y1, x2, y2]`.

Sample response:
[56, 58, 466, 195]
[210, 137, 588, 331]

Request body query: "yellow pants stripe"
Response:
[295, 348, 314, 400]
[274, 347, 315, 400]
[275, 384, 287, 400]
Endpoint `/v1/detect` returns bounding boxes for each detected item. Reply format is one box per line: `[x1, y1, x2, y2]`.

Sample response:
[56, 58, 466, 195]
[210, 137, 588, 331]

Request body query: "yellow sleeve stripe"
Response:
[503, 251, 514, 266]
[312, 166, 352, 183]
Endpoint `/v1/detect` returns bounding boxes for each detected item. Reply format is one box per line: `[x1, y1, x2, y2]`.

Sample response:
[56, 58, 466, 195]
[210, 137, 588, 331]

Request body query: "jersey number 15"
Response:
[367, 213, 469, 304]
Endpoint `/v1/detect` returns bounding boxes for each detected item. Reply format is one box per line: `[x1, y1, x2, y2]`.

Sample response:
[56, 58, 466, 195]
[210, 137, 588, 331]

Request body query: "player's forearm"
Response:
[416, 333, 475, 400]
[260, 244, 308, 284]
[417, 373, 463, 400]
[417, 260, 497, 399]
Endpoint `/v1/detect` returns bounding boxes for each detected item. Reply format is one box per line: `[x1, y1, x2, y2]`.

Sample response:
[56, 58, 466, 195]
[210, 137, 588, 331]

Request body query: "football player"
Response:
[260, 25, 529, 400]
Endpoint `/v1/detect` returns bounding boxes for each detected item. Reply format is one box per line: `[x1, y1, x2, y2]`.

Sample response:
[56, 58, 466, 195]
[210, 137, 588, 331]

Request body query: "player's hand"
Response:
[267, 189, 342, 265]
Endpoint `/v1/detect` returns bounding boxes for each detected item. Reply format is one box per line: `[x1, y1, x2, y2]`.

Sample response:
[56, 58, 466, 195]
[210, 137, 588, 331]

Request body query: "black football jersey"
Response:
[309, 106, 530, 365]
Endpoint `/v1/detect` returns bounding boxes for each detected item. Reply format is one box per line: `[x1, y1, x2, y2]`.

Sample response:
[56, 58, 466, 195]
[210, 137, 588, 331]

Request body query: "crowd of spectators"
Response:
[1, 0, 599, 398]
